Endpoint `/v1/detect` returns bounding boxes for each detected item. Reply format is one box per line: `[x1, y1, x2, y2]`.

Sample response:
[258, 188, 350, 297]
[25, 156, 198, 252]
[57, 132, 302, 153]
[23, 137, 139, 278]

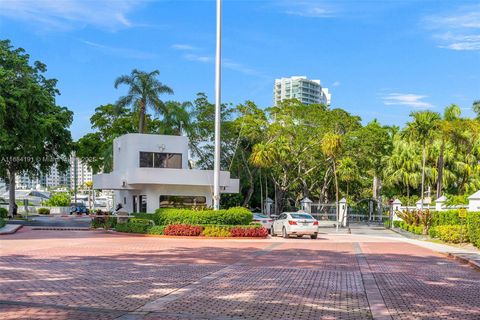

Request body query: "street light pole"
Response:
[213, 0, 222, 210]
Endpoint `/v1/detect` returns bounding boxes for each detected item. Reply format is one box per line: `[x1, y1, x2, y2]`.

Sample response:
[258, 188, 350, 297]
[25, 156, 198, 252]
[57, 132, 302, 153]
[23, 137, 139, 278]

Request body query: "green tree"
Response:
[321, 133, 342, 227]
[403, 111, 441, 209]
[0, 40, 73, 216]
[473, 100, 480, 120]
[114, 69, 173, 133]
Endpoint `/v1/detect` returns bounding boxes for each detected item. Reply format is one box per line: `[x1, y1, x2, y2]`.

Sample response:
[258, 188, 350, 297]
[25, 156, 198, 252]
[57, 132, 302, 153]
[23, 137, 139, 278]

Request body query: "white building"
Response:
[93, 134, 240, 213]
[274, 76, 331, 106]
[70, 156, 93, 190]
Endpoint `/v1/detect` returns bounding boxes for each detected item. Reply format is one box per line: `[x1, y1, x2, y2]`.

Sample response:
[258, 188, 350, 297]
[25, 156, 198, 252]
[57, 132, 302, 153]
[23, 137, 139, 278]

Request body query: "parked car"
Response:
[69, 203, 89, 215]
[252, 213, 273, 232]
[271, 212, 319, 239]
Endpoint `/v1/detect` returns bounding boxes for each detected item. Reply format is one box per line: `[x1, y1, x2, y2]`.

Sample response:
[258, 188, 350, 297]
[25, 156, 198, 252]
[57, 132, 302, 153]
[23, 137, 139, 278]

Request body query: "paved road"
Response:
[0, 228, 479, 319]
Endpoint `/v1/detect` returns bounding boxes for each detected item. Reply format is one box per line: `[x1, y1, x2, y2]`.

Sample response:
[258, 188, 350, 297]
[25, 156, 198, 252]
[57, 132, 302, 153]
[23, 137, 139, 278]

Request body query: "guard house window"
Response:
[139, 152, 182, 169]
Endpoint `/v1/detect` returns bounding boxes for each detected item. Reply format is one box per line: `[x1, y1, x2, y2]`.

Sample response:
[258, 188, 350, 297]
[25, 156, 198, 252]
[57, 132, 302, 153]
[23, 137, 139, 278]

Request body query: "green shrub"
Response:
[147, 226, 165, 235]
[393, 220, 402, 228]
[432, 210, 461, 226]
[202, 225, 232, 237]
[467, 212, 480, 248]
[43, 192, 71, 207]
[154, 207, 252, 226]
[428, 226, 438, 238]
[383, 220, 391, 229]
[92, 214, 117, 230]
[0, 217, 5, 228]
[0, 207, 8, 218]
[37, 208, 50, 215]
[115, 222, 150, 234]
[435, 225, 469, 243]
[129, 218, 155, 226]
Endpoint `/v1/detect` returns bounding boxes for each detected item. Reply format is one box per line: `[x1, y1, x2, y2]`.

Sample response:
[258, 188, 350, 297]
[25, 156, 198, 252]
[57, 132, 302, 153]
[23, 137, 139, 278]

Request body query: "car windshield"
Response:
[254, 214, 268, 219]
[290, 214, 314, 220]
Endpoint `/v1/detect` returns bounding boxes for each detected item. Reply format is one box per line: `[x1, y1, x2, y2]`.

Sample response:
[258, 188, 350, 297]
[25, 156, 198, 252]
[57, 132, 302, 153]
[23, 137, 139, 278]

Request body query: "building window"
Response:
[133, 195, 138, 213]
[139, 152, 182, 169]
[159, 195, 207, 208]
[139, 195, 147, 212]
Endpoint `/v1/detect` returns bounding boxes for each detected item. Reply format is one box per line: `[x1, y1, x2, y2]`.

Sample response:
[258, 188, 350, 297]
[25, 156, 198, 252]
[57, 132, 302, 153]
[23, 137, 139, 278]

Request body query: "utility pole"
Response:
[213, 0, 222, 210]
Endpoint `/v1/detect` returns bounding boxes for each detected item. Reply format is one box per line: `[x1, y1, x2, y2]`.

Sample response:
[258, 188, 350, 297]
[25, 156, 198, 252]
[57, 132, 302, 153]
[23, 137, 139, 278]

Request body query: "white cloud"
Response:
[0, 0, 143, 31]
[383, 93, 433, 109]
[171, 44, 196, 51]
[424, 5, 480, 51]
[331, 81, 341, 87]
[82, 40, 157, 60]
[279, 0, 336, 18]
[184, 53, 212, 63]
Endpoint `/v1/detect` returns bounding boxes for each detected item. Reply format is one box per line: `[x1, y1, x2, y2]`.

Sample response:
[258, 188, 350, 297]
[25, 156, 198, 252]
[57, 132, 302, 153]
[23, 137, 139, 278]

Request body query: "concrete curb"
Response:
[442, 252, 480, 272]
[0, 224, 23, 235]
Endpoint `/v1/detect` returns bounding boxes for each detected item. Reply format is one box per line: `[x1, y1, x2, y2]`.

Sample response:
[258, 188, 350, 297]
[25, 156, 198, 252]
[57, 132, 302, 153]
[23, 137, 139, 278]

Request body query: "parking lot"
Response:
[1, 227, 479, 319]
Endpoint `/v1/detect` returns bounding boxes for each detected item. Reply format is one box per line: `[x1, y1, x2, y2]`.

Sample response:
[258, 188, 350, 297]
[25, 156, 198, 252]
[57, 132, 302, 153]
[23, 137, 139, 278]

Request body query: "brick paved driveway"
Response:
[0, 228, 479, 319]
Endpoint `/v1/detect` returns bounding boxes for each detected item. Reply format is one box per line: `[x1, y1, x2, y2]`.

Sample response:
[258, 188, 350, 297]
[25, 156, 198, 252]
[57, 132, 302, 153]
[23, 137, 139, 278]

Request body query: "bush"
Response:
[435, 225, 469, 243]
[154, 207, 252, 226]
[230, 226, 268, 237]
[0, 207, 8, 218]
[467, 212, 480, 248]
[202, 225, 232, 237]
[92, 212, 117, 230]
[37, 208, 50, 215]
[432, 210, 462, 226]
[0, 217, 5, 228]
[115, 222, 150, 234]
[163, 224, 203, 236]
[393, 220, 402, 228]
[129, 218, 154, 226]
[429, 226, 438, 238]
[43, 192, 71, 207]
[147, 226, 165, 235]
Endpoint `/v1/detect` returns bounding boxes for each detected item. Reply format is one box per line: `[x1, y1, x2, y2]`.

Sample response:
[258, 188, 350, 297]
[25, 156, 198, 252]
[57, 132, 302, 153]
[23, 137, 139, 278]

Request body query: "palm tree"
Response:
[337, 156, 358, 199]
[436, 104, 461, 198]
[403, 111, 441, 210]
[114, 69, 173, 133]
[160, 101, 192, 136]
[321, 133, 342, 229]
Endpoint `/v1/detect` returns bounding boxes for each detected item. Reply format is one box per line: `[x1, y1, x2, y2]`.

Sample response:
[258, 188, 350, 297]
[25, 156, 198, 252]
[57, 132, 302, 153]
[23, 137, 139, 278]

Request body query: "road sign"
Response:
[459, 208, 467, 219]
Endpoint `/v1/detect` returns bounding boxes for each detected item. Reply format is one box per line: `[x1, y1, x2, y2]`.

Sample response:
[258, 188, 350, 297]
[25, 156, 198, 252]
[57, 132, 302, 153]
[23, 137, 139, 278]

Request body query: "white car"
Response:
[253, 213, 273, 231]
[271, 212, 319, 239]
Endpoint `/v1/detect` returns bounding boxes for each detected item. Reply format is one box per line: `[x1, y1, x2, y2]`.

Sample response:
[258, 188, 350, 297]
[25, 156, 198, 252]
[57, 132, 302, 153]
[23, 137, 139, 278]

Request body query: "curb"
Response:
[0, 224, 23, 235]
[442, 252, 480, 272]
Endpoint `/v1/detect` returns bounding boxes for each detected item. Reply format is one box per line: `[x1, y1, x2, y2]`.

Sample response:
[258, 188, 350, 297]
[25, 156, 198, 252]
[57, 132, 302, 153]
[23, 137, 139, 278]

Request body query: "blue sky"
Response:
[1, 0, 479, 140]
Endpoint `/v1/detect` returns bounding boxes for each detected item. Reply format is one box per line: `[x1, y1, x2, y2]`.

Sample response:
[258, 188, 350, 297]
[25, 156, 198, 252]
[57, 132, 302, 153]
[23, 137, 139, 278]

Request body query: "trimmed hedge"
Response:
[153, 207, 253, 226]
[432, 210, 461, 227]
[431, 225, 469, 243]
[37, 208, 50, 215]
[147, 226, 165, 235]
[129, 218, 155, 226]
[0, 208, 7, 218]
[396, 221, 423, 235]
[163, 224, 203, 236]
[202, 225, 231, 237]
[467, 212, 480, 248]
[115, 222, 150, 234]
[0, 217, 5, 228]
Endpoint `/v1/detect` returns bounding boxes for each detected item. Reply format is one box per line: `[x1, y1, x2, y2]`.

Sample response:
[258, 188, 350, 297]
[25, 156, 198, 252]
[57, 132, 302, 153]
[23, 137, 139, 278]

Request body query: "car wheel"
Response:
[296, 235, 303, 238]
[310, 234, 318, 239]
[282, 227, 289, 239]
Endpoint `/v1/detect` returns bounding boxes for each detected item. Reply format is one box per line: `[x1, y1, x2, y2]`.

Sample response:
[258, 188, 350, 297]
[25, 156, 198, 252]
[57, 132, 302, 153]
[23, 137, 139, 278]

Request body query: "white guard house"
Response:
[93, 134, 240, 213]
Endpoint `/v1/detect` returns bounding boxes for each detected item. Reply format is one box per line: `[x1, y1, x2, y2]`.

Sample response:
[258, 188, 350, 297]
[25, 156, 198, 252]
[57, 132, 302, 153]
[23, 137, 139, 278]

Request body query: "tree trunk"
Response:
[436, 141, 445, 199]
[8, 167, 15, 218]
[138, 98, 146, 133]
[420, 144, 426, 211]
[333, 161, 339, 231]
[242, 184, 254, 207]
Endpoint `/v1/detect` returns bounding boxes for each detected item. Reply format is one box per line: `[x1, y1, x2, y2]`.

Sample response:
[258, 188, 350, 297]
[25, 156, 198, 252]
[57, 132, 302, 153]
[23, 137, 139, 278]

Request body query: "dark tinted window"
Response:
[159, 195, 207, 208]
[140, 152, 182, 168]
[290, 214, 314, 219]
[139, 152, 153, 167]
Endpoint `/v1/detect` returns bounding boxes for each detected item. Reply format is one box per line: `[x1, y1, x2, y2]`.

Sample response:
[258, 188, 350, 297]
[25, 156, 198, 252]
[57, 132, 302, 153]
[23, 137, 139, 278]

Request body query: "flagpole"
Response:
[213, 0, 222, 210]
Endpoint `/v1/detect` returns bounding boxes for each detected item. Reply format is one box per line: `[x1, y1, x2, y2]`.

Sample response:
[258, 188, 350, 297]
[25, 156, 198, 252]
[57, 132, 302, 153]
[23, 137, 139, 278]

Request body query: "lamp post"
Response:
[213, 0, 222, 210]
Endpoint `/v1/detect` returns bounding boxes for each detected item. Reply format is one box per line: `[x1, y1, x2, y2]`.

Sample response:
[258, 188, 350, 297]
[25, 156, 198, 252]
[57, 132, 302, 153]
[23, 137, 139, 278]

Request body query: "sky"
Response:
[0, 0, 479, 140]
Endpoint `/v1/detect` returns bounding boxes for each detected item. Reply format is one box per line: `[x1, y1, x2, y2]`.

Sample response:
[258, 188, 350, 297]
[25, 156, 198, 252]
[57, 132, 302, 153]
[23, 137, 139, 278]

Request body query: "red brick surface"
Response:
[0, 228, 479, 319]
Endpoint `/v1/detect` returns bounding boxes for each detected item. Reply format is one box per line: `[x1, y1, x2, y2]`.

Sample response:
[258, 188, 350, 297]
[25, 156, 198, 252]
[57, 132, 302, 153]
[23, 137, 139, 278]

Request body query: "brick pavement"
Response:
[0, 228, 479, 319]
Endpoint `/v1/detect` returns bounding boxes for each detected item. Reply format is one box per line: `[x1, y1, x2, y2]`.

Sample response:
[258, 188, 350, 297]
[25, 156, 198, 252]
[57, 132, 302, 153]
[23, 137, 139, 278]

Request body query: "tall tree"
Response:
[473, 100, 480, 120]
[0, 40, 73, 216]
[403, 111, 441, 209]
[436, 104, 461, 198]
[114, 69, 173, 133]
